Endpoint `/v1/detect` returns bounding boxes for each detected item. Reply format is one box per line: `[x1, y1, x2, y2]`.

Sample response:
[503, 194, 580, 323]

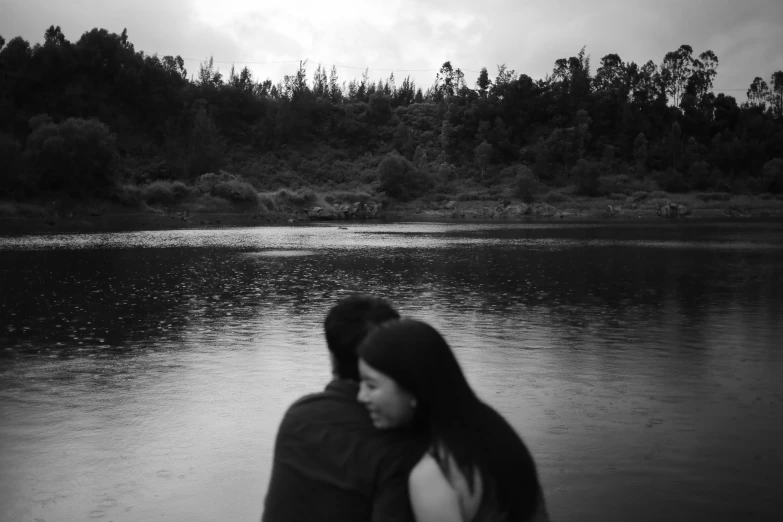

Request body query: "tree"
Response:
[328, 65, 342, 102]
[43, 25, 68, 46]
[282, 60, 309, 101]
[189, 108, 224, 176]
[476, 67, 491, 97]
[312, 63, 328, 98]
[514, 165, 537, 203]
[631, 60, 662, 105]
[691, 50, 718, 103]
[0, 132, 21, 195]
[747, 77, 769, 108]
[474, 140, 492, 180]
[575, 110, 592, 158]
[24, 117, 118, 194]
[197, 56, 223, 87]
[162, 55, 187, 79]
[378, 151, 424, 200]
[767, 71, 783, 116]
[668, 122, 682, 168]
[395, 75, 416, 106]
[573, 159, 600, 196]
[490, 64, 516, 100]
[661, 44, 694, 108]
[435, 61, 465, 99]
[633, 132, 648, 171]
[762, 158, 783, 193]
[593, 54, 627, 96]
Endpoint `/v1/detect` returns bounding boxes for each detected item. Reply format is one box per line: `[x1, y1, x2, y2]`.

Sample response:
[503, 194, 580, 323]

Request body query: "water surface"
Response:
[1, 222, 781, 521]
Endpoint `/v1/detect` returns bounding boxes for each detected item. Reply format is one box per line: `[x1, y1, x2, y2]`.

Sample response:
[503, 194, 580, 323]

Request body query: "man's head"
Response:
[324, 295, 399, 381]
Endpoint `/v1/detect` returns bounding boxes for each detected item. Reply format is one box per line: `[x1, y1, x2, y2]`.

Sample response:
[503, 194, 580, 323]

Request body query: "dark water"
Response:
[1, 222, 781, 522]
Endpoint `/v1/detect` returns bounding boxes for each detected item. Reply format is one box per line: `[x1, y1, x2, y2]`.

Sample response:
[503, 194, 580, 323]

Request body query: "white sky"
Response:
[1, 0, 782, 99]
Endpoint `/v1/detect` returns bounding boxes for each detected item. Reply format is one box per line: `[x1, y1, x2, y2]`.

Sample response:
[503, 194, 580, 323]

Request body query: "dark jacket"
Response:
[263, 379, 426, 522]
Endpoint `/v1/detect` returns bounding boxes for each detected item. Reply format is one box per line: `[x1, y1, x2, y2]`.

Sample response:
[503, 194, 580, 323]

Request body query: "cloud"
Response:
[1, 0, 781, 97]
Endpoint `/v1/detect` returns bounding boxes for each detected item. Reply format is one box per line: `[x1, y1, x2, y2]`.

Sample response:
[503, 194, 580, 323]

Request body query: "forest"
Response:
[1, 25, 782, 213]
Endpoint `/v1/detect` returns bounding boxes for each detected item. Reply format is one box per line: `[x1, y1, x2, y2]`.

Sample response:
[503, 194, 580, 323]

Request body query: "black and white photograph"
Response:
[1, 1, 782, 521]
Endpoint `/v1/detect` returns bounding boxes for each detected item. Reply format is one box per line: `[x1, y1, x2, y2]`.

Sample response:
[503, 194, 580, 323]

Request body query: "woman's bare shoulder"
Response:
[408, 454, 463, 521]
[409, 453, 444, 486]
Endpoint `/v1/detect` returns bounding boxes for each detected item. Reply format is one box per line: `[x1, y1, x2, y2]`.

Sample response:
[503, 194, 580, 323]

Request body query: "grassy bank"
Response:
[1, 178, 781, 235]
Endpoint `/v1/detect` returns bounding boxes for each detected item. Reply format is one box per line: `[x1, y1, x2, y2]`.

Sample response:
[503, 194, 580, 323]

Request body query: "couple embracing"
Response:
[263, 295, 549, 522]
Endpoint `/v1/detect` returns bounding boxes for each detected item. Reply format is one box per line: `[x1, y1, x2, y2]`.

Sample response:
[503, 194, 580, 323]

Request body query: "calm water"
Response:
[1, 222, 781, 522]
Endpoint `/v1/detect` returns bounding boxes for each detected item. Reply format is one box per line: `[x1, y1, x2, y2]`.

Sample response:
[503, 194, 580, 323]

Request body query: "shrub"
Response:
[572, 159, 601, 196]
[544, 191, 571, 204]
[688, 161, 713, 191]
[24, 117, 118, 195]
[111, 184, 143, 206]
[695, 192, 730, 202]
[212, 179, 258, 203]
[0, 132, 22, 196]
[655, 168, 688, 193]
[326, 191, 374, 204]
[142, 180, 192, 204]
[514, 165, 537, 203]
[762, 158, 783, 193]
[274, 188, 316, 207]
[456, 192, 485, 202]
[258, 194, 276, 211]
[188, 108, 224, 177]
[378, 151, 429, 201]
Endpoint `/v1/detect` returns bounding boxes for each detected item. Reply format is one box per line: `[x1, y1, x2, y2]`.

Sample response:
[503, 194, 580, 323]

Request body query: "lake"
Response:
[1, 222, 781, 522]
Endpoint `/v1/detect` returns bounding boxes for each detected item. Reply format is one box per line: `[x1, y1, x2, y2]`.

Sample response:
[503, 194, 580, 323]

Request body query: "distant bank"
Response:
[1, 191, 781, 235]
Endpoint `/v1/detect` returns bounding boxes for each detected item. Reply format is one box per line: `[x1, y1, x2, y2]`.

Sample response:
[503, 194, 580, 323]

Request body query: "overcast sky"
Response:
[2, 0, 781, 99]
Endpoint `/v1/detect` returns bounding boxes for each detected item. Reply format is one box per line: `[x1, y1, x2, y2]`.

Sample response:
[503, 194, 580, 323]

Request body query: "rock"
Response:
[677, 204, 692, 217]
[658, 204, 674, 218]
[532, 203, 556, 217]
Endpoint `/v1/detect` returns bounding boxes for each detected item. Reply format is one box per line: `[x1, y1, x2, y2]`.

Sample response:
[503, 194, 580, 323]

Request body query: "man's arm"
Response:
[372, 468, 419, 522]
[371, 443, 425, 522]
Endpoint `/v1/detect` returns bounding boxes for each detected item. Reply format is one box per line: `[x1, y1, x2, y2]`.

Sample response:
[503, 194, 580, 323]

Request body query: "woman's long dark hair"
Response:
[357, 319, 542, 521]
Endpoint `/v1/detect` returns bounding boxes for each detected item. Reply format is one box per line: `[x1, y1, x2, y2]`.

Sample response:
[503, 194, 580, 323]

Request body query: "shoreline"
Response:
[1, 200, 781, 236]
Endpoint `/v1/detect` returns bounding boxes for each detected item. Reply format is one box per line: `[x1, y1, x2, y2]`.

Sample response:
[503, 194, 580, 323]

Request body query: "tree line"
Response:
[0, 26, 781, 200]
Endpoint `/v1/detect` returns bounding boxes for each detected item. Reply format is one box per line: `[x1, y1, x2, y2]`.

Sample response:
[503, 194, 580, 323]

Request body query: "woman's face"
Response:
[357, 358, 417, 430]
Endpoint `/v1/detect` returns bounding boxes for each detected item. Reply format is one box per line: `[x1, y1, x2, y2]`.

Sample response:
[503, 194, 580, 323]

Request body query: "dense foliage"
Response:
[0, 27, 782, 200]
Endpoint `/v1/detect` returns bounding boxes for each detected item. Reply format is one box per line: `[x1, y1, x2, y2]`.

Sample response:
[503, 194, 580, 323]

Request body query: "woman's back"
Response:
[408, 402, 547, 522]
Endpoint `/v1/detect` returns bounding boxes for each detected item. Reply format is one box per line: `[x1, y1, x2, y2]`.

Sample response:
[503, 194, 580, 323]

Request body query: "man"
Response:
[262, 295, 426, 522]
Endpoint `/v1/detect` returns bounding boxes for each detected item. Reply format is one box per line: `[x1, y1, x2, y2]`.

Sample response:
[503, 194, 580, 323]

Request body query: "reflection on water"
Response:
[1, 222, 782, 522]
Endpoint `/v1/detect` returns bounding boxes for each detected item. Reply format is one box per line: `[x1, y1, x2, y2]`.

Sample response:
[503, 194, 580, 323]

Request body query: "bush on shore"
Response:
[763, 158, 783, 194]
[378, 151, 430, 201]
[24, 117, 118, 196]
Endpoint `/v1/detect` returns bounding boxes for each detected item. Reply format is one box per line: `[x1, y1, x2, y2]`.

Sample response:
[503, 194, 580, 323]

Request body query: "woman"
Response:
[357, 319, 548, 522]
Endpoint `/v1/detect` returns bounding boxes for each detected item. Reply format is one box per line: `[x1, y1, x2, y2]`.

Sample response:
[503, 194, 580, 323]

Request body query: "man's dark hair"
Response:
[324, 295, 399, 381]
